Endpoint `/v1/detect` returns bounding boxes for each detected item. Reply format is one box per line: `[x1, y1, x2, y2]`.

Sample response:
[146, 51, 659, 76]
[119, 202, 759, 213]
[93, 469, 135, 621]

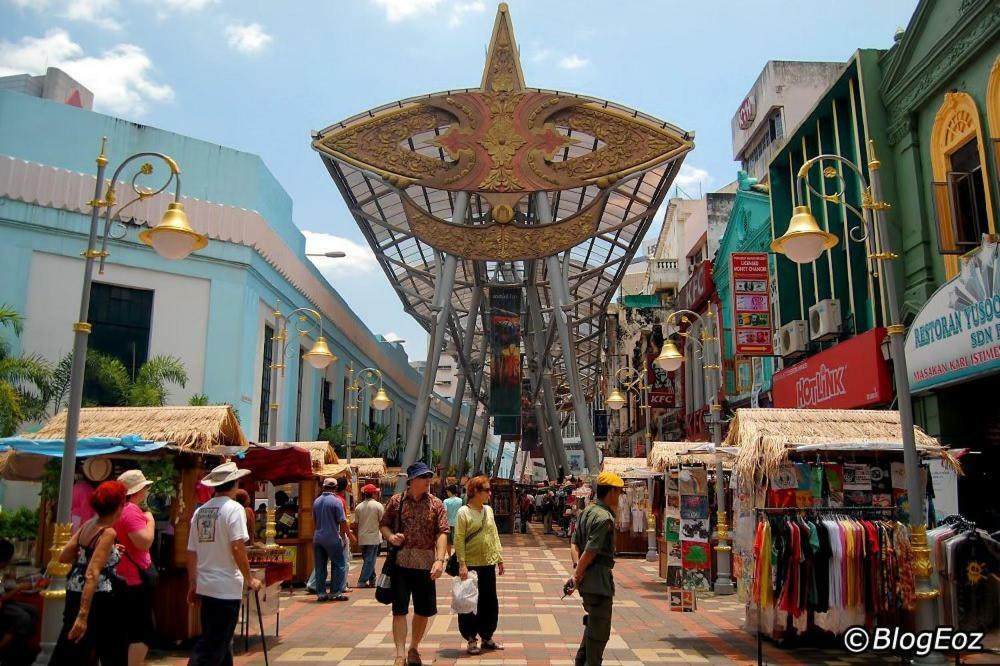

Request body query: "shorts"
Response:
[391, 566, 437, 617]
[120, 584, 155, 644]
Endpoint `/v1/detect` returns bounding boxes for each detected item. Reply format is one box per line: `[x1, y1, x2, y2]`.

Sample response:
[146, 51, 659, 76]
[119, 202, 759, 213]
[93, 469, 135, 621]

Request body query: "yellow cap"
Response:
[595, 471, 624, 488]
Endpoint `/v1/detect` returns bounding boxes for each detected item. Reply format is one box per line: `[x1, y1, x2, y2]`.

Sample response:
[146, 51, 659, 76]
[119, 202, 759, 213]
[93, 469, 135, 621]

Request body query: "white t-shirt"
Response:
[354, 499, 385, 546]
[187, 495, 249, 600]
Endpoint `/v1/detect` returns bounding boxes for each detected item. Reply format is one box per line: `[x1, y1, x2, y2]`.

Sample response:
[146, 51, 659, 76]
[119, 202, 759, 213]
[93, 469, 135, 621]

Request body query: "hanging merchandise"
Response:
[677, 465, 711, 592]
[928, 515, 1000, 634]
[612, 479, 651, 555]
[664, 469, 683, 587]
[750, 507, 910, 641]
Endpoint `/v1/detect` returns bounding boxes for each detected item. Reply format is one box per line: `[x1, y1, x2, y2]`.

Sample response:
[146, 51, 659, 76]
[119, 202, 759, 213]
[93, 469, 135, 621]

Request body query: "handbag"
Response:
[122, 547, 159, 590]
[375, 494, 405, 605]
[446, 508, 487, 577]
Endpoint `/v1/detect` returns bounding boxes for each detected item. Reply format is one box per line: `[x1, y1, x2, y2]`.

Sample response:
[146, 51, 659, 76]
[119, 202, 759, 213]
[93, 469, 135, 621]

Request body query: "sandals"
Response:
[482, 639, 504, 651]
[393, 658, 407, 666]
[330, 593, 349, 601]
[406, 648, 422, 665]
[467, 640, 481, 655]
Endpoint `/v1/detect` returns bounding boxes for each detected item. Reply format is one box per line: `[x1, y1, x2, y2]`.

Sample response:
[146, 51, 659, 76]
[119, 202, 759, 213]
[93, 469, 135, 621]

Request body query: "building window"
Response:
[295, 347, 305, 442]
[931, 92, 995, 276]
[87, 283, 153, 373]
[321, 379, 334, 429]
[259, 324, 274, 442]
[741, 110, 785, 179]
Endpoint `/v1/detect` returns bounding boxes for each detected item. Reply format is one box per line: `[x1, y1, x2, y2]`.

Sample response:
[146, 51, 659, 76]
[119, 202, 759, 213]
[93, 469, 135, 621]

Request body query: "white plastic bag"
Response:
[450, 570, 479, 614]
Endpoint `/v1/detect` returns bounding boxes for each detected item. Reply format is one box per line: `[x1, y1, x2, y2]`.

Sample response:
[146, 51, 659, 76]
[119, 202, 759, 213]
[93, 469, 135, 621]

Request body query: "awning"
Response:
[235, 445, 315, 485]
[0, 434, 165, 458]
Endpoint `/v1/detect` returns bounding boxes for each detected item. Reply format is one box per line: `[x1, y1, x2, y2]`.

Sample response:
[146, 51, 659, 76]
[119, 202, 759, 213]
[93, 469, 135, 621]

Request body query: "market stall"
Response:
[20, 405, 248, 643]
[723, 408, 961, 644]
[490, 477, 515, 534]
[600, 457, 657, 555]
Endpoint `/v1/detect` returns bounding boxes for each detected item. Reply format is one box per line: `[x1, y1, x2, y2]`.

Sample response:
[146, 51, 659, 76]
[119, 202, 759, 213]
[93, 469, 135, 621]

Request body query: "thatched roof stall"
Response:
[724, 408, 960, 487]
[647, 442, 732, 472]
[316, 463, 352, 479]
[27, 406, 247, 451]
[600, 457, 650, 477]
[351, 457, 387, 479]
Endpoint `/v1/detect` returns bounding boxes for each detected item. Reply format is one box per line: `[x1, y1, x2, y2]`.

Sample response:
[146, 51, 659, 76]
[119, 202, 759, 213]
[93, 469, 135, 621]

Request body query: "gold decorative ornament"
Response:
[72, 322, 92, 333]
[312, 6, 691, 194]
[910, 525, 934, 579]
[823, 166, 837, 178]
[886, 324, 907, 336]
[400, 192, 605, 260]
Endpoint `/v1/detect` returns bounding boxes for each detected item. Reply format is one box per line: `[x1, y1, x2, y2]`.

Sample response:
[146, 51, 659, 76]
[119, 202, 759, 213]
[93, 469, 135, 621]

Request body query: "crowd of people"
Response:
[0, 460, 620, 666]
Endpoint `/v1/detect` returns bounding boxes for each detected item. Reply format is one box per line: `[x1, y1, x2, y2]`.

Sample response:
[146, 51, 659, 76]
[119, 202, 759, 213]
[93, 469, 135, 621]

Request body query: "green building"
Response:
[768, 0, 1000, 526]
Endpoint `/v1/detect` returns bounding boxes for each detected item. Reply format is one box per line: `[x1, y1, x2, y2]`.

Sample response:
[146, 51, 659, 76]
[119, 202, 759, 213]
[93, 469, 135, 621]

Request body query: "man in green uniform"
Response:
[568, 471, 624, 666]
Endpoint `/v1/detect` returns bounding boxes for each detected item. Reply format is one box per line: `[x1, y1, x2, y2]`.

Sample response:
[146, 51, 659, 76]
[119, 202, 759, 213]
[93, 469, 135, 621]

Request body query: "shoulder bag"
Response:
[446, 507, 486, 577]
[121, 547, 159, 590]
[375, 494, 405, 605]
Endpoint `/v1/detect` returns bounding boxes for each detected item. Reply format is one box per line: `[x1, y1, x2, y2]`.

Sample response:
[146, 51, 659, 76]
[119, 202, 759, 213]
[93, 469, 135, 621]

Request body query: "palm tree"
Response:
[49, 351, 188, 409]
[0, 305, 52, 436]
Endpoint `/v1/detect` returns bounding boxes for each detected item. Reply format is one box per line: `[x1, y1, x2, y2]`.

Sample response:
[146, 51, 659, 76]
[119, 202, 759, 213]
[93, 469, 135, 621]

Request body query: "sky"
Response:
[0, 0, 920, 362]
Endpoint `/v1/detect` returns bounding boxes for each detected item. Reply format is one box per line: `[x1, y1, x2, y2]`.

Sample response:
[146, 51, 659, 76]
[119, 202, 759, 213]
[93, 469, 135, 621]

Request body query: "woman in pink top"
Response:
[114, 469, 156, 666]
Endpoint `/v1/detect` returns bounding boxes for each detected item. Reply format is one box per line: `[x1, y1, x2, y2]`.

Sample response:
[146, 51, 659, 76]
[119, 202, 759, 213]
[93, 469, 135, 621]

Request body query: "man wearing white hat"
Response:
[187, 462, 262, 666]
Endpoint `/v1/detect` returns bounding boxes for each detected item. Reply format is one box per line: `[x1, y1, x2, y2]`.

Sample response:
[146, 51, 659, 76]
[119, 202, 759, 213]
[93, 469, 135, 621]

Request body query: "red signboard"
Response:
[772, 328, 893, 410]
[738, 96, 756, 130]
[646, 352, 676, 408]
[730, 252, 773, 356]
[677, 260, 714, 312]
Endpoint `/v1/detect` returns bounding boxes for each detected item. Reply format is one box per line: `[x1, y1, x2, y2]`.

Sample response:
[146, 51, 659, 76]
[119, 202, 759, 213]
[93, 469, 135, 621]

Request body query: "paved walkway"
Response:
[153, 523, 997, 665]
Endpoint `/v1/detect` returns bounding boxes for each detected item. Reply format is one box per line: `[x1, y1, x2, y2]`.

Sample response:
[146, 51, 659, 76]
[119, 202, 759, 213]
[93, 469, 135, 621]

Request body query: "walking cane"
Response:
[254, 589, 270, 666]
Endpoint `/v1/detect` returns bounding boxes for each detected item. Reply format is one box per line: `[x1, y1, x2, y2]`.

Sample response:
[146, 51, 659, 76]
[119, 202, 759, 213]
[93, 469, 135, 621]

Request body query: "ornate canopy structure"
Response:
[313, 3, 693, 481]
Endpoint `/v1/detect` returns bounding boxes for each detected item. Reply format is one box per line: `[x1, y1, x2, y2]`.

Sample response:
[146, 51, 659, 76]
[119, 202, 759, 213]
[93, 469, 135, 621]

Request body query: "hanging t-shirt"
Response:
[187, 495, 249, 600]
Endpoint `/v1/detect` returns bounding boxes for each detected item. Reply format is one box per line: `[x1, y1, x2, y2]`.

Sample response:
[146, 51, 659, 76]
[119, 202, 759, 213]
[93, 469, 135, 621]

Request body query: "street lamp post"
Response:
[770, 141, 942, 663]
[264, 304, 337, 547]
[344, 362, 393, 468]
[40, 137, 209, 662]
[604, 359, 657, 562]
[654, 308, 736, 595]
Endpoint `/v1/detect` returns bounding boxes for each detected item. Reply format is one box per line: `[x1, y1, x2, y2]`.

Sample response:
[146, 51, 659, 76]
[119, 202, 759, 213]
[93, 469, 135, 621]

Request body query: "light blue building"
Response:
[0, 71, 481, 464]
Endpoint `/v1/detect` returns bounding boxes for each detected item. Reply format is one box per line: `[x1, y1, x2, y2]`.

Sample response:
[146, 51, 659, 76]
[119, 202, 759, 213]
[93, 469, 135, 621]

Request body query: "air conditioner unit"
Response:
[779, 320, 809, 357]
[809, 299, 842, 341]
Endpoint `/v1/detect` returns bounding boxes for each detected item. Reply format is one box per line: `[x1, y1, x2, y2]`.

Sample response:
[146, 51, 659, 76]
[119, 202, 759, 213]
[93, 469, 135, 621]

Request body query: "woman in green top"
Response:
[455, 475, 504, 655]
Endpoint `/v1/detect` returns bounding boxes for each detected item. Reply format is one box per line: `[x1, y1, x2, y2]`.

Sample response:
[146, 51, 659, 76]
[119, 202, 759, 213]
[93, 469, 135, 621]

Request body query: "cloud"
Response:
[369, 0, 484, 26]
[0, 29, 173, 116]
[673, 164, 713, 194]
[447, 1, 485, 28]
[12, 0, 122, 30]
[224, 22, 272, 54]
[160, 0, 216, 9]
[302, 230, 379, 275]
[557, 54, 588, 70]
[531, 48, 551, 63]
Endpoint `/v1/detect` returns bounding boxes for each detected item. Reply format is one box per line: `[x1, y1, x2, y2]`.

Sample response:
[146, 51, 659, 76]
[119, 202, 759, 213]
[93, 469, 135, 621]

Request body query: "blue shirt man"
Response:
[443, 484, 463, 546]
[312, 478, 349, 600]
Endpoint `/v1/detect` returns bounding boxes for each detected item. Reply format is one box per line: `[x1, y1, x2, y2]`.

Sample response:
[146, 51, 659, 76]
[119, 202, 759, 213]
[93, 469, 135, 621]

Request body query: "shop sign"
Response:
[730, 252, 773, 355]
[677, 260, 714, 312]
[905, 237, 1000, 393]
[646, 351, 677, 407]
[738, 95, 757, 130]
[772, 328, 892, 409]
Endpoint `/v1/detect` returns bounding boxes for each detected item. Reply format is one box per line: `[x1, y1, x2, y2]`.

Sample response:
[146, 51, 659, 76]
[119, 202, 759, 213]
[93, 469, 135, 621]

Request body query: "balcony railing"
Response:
[647, 258, 680, 291]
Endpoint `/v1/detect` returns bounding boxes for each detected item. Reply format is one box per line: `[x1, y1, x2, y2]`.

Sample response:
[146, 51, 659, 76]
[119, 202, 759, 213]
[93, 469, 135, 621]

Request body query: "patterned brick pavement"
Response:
[151, 524, 997, 665]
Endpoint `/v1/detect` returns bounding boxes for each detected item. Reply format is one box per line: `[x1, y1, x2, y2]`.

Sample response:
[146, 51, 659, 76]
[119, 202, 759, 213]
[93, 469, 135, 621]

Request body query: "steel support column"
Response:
[535, 193, 600, 476]
[536, 405, 558, 481]
[473, 417, 490, 474]
[492, 439, 505, 478]
[440, 287, 482, 474]
[395, 195, 466, 491]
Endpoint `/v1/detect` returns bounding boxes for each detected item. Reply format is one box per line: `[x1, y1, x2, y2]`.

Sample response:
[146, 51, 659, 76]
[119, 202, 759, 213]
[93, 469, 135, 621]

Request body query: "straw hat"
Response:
[82, 456, 112, 483]
[200, 461, 251, 487]
[117, 469, 154, 496]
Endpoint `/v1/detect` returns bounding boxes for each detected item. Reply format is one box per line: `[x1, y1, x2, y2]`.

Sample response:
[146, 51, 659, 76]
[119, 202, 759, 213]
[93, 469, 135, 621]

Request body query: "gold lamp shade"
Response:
[303, 336, 336, 369]
[605, 388, 627, 411]
[654, 339, 684, 372]
[139, 202, 208, 260]
[372, 387, 392, 411]
[770, 205, 838, 264]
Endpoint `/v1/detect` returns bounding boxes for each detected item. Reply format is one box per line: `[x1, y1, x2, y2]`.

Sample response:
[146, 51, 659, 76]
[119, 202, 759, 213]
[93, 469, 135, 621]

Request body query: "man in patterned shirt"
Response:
[380, 462, 450, 666]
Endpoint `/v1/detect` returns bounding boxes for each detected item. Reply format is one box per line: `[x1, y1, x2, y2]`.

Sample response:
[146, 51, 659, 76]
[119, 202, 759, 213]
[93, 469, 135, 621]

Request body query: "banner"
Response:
[646, 351, 677, 407]
[489, 287, 522, 436]
[772, 327, 892, 409]
[730, 252, 773, 355]
[520, 376, 537, 450]
[592, 409, 608, 440]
